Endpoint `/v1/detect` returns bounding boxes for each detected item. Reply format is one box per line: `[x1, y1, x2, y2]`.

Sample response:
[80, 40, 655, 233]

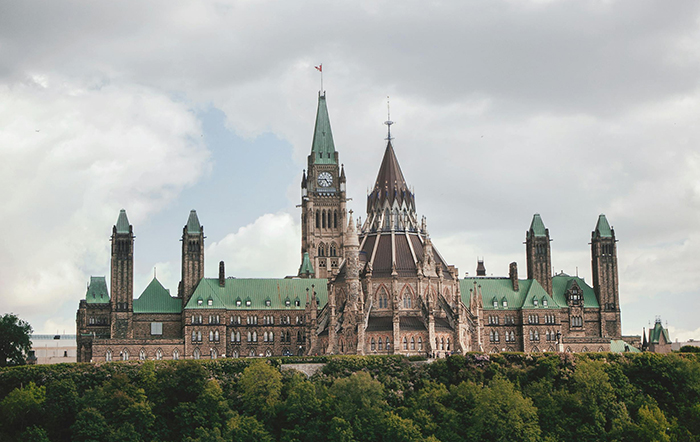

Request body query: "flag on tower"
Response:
[315, 64, 322, 72]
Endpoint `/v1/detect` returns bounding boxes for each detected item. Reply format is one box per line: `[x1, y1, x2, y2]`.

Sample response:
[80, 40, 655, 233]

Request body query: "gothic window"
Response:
[211, 348, 217, 359]
[318, 243, 325, 257]
[403, 337, 408, 350]
[511, 331, 515, 341]
[494, 331, 499, 343]
[446, 338, 450, 350]
[378, 338, 383, 350]
[105, 350, 112, 361]
[330, 243, 337, 257]
[197, 331, 202, 341]
[122, 349, 129, 361]
[249, 349, 255, 357]
[265, 349, 272, 357]
[209, 331, 214, 341]
[371, 338, 376, 351]
[193, 348, 200, 360]
[384, 209, 391, 229]
[410, 337, 415, 350]
[192, 331, 197, 342]
[316, 211, 320, 228]
[418, 337, 423, 350]
[297, 331, 302, 342]
[386, 337, 391, 350]
[327, 211, 332, 229]
[247, 331, 252, 342]
[139, 349, 146, 360]
[441, 338, 445, 350]
[215, 330, 219, 342]
[534, 330, 540, 341]
[322, 210, 326, 228]
[253, 331, 257, 342]
[334, 210, 338, 229]
[173, 349, 179, 360]
[529, 330, 534, 341]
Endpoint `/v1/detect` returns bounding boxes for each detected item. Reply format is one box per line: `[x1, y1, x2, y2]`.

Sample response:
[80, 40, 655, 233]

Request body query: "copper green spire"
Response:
[186, 210, 202, 234]
[298, 252, 315, 277]
[527, 214, 547, 238]
[594, 214, 613, 238]
[115, 209, 130, 234]
[310, 93, 336, 165]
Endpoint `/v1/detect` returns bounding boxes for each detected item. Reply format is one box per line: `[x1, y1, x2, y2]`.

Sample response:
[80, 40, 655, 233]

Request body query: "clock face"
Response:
[317, 172, 333, 187]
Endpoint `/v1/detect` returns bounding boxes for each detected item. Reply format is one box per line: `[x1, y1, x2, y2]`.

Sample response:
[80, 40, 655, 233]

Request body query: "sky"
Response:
[1, 0, 700, 341]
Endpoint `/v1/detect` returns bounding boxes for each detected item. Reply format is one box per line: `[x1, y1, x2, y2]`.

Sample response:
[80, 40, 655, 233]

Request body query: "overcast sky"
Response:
[2, 0, 700, 341]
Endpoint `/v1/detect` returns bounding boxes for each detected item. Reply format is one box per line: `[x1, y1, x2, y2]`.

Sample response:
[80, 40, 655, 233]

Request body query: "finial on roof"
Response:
[384, 96, 394, 141]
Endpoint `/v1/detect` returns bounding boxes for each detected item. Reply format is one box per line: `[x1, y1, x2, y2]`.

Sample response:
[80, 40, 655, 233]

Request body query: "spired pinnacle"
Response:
[384, 96, 394, 141]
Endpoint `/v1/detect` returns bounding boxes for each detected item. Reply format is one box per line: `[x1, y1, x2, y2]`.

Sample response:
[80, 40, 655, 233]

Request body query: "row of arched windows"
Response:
[571, 316, 583, 327]
[315, 210, 339, 229]
[105, 348, 179, 361]
[402, 336, 423, 351]
[435, 337, 450, 351]
[317, 242, 338, 257]
[370, 336, 392, 351]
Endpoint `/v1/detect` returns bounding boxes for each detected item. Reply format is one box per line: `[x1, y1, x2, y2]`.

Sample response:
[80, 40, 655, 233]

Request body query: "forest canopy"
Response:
[1, 352, 699, 442]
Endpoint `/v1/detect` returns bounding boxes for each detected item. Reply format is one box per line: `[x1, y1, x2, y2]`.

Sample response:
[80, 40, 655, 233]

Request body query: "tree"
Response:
[238, 361, 282, 420]
[0, 313, 32, 366]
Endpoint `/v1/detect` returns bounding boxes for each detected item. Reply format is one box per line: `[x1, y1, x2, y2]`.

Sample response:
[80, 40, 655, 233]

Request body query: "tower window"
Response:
[322, 210, 326, 228]
[316, 211, 320, 228]
[334, 211, 338, 228]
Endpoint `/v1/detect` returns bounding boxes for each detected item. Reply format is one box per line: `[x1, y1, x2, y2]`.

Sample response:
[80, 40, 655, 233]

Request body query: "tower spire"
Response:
[384, 96, 394, 141]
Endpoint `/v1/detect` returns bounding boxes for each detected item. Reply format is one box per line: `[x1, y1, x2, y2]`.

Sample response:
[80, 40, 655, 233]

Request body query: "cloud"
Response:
[0, 76, 208, 329]
[206, 212, 301, 278]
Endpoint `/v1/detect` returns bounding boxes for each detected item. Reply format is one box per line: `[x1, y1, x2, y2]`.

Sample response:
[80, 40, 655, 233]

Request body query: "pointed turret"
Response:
[591, 213, 620, 338]
[310, 93, 337, 165]
[186, 210, 202, 234]
[115, 209, 131, 234]
[298, 252, 315, 278]
[180, 210, 204, 307]
[110, 209, 134, 339]
[593, 214, 613, 238]
[525, 213, 552, 296]
[365, 141, 418, 232]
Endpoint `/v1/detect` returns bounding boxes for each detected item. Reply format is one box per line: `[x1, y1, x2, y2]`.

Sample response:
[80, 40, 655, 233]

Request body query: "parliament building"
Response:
[76, 93, 626, 362]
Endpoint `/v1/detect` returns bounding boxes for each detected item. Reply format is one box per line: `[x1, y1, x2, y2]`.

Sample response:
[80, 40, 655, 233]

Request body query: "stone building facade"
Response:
[77, 92, 624, 362]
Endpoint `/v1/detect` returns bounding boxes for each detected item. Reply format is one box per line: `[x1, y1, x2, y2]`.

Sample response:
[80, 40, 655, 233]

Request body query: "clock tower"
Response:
[300, 92, 347, 279]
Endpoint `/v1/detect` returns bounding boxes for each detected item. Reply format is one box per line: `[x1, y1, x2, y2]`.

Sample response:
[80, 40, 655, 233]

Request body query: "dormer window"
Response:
[236, 299, 241, 307]
[295, 299, 301, 307]
[197, 298, 203, 306]
[265, 299, 271, 307]
[285, 300, 291, 307]
[502, 300, 508, 308]
[245, 299, 251, 307]
[207, 298, 213, 306]
[493, 299, 498, 308]
[533, 299, 538, 307]
[543, 298, 548, 307]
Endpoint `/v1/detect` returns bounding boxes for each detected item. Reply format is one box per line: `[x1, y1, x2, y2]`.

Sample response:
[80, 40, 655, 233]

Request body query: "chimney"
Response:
[219, 261, 225, 287]
[509, 262, 519, 291]
[476, 258, 486, 276]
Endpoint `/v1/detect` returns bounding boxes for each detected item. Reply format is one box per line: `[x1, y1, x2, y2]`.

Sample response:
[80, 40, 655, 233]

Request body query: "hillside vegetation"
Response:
[1, 353, 699, 442]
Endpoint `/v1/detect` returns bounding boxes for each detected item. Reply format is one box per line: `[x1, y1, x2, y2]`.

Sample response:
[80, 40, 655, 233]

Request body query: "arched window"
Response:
[511, 331, 515, 342]
[315, 211, 320, 228]
[529, 330, 534, 341]
[327, 211, 332, 229]
[322, 210, 326, 228]
[270, 332, 274, 341]
[318, 243, 325, 257]
[334, 211, 338, 228]
[378, 338, 383, 350]
[247, 331, 252, 342]
[371, 338, 376, 351]
[330, 243, 337, 257]
[193, 348, 200, 360]
[173, 349, 179, 360]
[297, 331, 302, 342]
[192, 330, 196, 342]
[418, 337, 423, 350]
[266, 349, 272, 357]
[139, 349, 146, 360]
[233, 350, 239, 358]
[403, 337, 408, 350]
[197, 331, 202, 342]
[249, 349, 255, 357]
[105, 350, 112, 361]
[441, 338, 445, 350]
[384, 209, 391, 229]
[156, 348, 163, 360]
[211, 348, 217, 359]
[446, 338, 450, 350]
[253, 331, 257, 342]
[386, 337, 391, 350]
[122, 349, 129, 361]
[534, 330, 539, 341]
[410, 337, 415, 350]
[209, 331, 214, 341]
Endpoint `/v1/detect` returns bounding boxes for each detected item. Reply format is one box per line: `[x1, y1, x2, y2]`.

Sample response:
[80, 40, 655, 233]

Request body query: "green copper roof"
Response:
[85, 276, 109, 304]
[462, 278, 560, 310]
[649, 320, 670, 344]
[310, 94, 336, 165]
[528, 214, 547, 238]
[298, 252, 314, 276]
[133, 277, 181, 314]
[461, 274, 600, 310]
[185, 278, 328, 310]
[594, 214, 613, 238]
[552, 275, 600, 308]
[610, 339, 641, 353]
[186, 210, 202, 234]
[116, 209, 131, 234]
